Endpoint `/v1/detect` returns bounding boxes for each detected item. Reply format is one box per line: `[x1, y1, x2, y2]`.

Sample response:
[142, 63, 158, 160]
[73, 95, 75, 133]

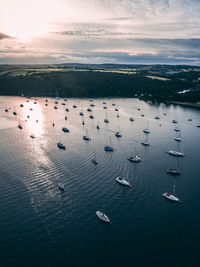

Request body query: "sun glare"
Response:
[1, 0, 56, 40]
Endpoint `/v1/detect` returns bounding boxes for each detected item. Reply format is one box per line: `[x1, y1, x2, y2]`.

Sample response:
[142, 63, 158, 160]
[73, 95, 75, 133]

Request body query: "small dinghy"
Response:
[91, 159, 98, 165]
[96, 211, 111, 224]
[116, 177, 131, 187]
[57, 142, 65, 150]
[57, 182, 65, 191]
[162, 192, 180, 202]
[128, 156, 141, 163]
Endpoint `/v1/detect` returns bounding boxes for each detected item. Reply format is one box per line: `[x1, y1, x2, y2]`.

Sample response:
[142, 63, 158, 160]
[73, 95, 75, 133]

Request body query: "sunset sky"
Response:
[0, 0, 200, 64]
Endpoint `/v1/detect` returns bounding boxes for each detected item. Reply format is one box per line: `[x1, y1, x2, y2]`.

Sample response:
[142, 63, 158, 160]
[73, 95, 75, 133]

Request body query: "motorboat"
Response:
[96, 211, 111, 224]
[65, 116, 67, 120]
[61, 103, 66, 106]
[45, 103, 48, 106]
[129, 117, 134, 121]
[57, 182, 65, 190]
[141, 114, 144, 117]
[57, 142, 66, 150]
[116, 177, 131, 187]
[143, 129, 150, 134]
[5, 109, 8, 112]
[90, 104, 95, 107]
[112, 103, 116, 106]
[104, 146, 114, 152]
[127, 156, 141, 163]
[103, 102, 106, 104]
[162, 192, 180, 202]
[55, 101, 58, 104]
[168, 150, 184, 157]
[115, 132, 122, 137]
[167, 169, 181, 175]
[174, 137, 181, 142]
[197, 125, 200, 128]
[62, 127, 70, 133]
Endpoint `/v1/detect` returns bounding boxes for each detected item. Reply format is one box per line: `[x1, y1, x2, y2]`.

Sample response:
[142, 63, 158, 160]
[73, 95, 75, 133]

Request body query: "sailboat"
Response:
[128, 144, 141, 162]
[57, 182, 65, 191]
[57, 142, 66, 150]
[83, 128, 91, 141]
[104, 112, 109, 123]
[104, 137, 115, 151]
[162, 180, 180, 202]
[143, 120, 150, 134]
[91, 151, 98, 165]
[141, 129, 150, 146]
[167, 157, 181, 175]
[96, 211, 111, 224]
[96, 121, 100, 130]
[115, 126, 122, 137]
[116, 176, 131, 187]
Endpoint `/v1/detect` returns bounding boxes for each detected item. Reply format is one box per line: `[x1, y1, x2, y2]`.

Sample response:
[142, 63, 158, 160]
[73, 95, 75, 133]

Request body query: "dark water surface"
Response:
[0, 96, 200, 267]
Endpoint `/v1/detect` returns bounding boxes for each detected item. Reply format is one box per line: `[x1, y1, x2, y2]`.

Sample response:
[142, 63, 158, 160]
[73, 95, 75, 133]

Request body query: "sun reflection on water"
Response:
[22, 100, 44, 137]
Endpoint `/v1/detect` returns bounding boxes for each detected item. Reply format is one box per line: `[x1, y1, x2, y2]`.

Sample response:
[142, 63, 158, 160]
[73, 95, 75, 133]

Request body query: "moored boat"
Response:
[96, 211, 111, 224]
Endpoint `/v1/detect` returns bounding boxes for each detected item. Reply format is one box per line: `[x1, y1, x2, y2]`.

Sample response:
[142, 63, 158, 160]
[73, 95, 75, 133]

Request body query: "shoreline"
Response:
[170, 101, 200, 108]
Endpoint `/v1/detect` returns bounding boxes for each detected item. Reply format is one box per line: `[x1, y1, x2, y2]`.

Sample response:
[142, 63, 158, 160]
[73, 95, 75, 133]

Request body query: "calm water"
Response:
[0, 96, 200, 267]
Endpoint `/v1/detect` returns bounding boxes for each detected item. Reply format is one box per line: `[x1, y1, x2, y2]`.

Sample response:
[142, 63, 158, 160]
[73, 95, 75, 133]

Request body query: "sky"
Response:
[0, 0, 200, 65]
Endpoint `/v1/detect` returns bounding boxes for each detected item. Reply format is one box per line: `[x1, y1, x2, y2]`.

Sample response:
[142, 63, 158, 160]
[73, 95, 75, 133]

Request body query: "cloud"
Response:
[0, 32, 11, 40]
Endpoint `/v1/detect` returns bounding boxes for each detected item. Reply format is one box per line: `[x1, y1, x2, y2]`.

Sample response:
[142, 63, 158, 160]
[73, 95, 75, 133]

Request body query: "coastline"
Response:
[170, 101, 200, 108]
